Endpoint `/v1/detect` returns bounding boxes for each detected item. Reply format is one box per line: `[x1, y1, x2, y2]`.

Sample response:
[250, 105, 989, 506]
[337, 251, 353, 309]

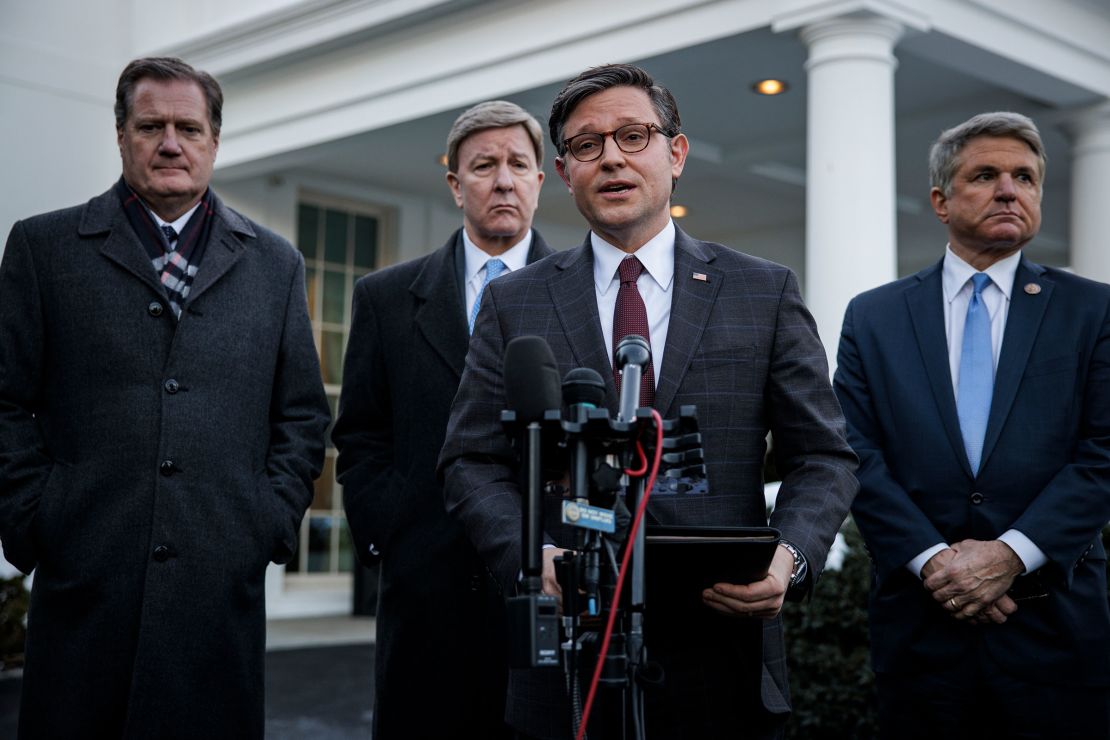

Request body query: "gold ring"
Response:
[948, 597, 959, 610]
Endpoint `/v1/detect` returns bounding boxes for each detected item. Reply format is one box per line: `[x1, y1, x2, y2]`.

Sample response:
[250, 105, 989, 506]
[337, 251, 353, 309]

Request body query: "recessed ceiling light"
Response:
[752, 79, 788, 96]
[670, 205, 688, 218]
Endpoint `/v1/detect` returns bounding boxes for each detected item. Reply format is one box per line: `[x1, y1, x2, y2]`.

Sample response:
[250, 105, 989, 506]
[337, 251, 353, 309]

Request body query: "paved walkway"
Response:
[0, 615, 379, 738]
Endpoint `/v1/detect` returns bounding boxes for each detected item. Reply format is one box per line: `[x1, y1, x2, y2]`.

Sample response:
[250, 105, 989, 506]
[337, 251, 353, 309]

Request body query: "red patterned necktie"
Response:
[613, 256, 655, 409]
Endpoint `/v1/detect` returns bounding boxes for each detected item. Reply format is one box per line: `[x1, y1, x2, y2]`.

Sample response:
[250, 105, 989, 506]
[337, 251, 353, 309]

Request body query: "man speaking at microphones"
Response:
[439, 64, 857, 739]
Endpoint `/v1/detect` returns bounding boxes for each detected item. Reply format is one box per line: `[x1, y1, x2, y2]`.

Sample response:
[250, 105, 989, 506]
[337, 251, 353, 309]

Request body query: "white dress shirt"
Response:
[591, 220, 676, 384]
[462, 229, 532, 321]
[907, 246, 1046, 578]
[144, 201, 200, 245]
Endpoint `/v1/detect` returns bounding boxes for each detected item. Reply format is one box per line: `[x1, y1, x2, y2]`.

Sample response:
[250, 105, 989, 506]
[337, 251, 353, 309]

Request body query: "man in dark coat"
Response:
[834, 111, 1110, 738]
[332, 100, 552, 739]
[0, 57, 330, 738]
[439, 64, 857, 740]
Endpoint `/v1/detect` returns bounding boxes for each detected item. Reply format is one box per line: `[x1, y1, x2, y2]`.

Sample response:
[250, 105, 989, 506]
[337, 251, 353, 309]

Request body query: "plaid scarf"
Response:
[115, 177, 215, 319]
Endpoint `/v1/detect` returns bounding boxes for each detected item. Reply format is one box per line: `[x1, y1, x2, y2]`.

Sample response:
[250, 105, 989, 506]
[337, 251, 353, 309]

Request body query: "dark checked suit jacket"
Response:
[332, 228, 552, 740]
[439, 227, 858, 739]
[834, 255, 1110, 687]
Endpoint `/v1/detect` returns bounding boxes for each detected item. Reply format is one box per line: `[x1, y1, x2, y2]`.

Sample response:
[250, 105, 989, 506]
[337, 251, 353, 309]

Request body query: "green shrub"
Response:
[0, 575, 29, 670]
[782, 517, 877, 739]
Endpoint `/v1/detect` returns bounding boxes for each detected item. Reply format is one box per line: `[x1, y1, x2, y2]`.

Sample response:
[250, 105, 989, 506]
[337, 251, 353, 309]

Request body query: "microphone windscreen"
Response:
[504, 336, 562, 423]
[562, 367, 606, 408]
[615, 334, 651, 370]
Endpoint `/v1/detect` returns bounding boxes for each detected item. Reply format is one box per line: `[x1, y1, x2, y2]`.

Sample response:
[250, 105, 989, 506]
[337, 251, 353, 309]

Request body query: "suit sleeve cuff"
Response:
[998, 530, 1045, 574]
[908, 543, 948, 579]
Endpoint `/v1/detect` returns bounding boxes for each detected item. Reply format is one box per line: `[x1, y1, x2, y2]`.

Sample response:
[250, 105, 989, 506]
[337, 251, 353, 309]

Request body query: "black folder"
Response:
[645, 525, 781, 602]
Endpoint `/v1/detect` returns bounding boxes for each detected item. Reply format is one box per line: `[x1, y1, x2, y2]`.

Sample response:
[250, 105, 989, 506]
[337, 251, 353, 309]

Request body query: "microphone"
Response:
[504, 336, 562, 423]
[615, 334, 651, 422]
[561, 367, 606, 503]
[502, 336, 562, 669]
[562, 367, 606, 421]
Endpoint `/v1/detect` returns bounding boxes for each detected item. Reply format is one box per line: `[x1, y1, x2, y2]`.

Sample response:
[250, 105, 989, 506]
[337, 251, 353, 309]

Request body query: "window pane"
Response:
[321, 330, 345, 385]
[323, 270, 346, 324]
[326, 394, 338, 450]
[307, 516, 332, 573]
[324, 209, 348, 265]
[354, 216, 377, 269]
[304, 267, 317, 321]
[312, 455, 335, 510]
[297, 204, 319, 260]
[286, 535, 302, 573]
[338, 521, 354, 573]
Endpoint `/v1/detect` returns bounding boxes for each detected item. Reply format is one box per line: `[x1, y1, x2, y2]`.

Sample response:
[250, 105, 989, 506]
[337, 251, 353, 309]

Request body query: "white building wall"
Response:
[0, 1, 134, 247]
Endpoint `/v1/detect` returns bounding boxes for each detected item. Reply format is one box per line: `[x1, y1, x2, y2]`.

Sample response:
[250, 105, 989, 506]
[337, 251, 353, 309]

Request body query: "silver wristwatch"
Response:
[780, 540, 808, 588]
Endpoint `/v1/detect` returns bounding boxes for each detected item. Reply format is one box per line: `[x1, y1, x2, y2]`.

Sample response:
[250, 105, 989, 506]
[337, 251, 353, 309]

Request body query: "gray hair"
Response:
[445, 101, 544, 172]
[548, 64, 681, 157]
[929, 111, 1046, 196]
[115, 57, 224, 136]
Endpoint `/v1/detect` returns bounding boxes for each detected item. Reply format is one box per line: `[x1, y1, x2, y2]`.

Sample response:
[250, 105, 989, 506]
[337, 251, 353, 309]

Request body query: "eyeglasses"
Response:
[562, 123, 673, 162]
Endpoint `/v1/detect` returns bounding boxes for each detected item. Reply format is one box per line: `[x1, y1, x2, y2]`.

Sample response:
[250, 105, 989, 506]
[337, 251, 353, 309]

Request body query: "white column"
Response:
[1066, 102, 1110, 284]
[799, 16, 903, 372]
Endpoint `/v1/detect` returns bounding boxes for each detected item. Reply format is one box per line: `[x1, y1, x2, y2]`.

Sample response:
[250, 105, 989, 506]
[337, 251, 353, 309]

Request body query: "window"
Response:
[288, 198, 385, 576]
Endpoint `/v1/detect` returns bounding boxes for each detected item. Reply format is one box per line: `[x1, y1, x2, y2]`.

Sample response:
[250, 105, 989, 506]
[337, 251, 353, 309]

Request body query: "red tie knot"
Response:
[618, 256, 644, 285]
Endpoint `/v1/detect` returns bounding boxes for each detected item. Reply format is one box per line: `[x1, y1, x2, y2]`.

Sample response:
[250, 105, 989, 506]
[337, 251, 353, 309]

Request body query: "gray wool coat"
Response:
[0, 185, 330, 738]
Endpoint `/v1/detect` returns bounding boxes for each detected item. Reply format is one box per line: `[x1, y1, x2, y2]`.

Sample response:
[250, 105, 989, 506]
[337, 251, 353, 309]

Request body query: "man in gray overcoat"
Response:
[0, 57, 330, 738]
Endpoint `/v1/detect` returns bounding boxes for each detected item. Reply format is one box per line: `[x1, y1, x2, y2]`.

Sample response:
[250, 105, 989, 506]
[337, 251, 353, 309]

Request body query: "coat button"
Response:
[970, 492, 984, 505]
[160, 460, 176, 476]
[153, 545, 171, 562]
[148, 301, 164, 317]
[164, 379, 179, 394]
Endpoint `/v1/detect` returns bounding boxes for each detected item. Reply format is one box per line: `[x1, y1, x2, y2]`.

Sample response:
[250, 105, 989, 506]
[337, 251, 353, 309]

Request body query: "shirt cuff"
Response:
[908, 543, 948, 579]
[998, 529, 1046, 574]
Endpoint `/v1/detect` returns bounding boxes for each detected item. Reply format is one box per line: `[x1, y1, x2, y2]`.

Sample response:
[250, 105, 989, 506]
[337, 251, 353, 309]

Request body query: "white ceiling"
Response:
[215, 24, 1095, 277]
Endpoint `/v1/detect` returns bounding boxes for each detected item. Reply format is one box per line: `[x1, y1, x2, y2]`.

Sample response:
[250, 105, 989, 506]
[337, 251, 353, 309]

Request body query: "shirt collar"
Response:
[143, 200, 201, 235]
[592, 219, 676, 295]
[463, 228, 533, 283]
[942, 245, 1021, 304]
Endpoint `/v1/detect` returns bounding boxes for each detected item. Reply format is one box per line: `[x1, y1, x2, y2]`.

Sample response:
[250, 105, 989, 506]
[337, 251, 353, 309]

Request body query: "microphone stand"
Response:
[615, 336, 651, 740]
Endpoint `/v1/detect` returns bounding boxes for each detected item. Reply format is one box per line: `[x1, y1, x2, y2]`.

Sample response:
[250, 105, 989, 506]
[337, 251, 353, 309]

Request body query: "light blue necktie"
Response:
[468, 258, 506, 334]
[957, 273, 993, 475]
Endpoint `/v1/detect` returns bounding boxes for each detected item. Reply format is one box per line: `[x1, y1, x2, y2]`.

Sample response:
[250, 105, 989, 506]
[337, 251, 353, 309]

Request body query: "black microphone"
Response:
[615, 334, 651, 422]
[562, 367, 606, 420]
[502, 336, 562, 669]
[504, 336, 562, 423]
[561, 367, 606, 502]
[503, 336, 561, 589]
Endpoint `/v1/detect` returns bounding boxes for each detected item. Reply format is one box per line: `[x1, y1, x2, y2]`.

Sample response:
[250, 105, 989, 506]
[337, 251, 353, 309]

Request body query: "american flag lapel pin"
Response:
[692, 272, 708, 282]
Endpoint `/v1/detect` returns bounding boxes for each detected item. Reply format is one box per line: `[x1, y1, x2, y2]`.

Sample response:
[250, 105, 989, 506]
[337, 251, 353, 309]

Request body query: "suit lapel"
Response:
[654, 230, 721, 416]
[905, 262, 972, 476]
[980, 258, 1051, 469]
[81, 189, 166, 300]
[184, 195, 251, 308]
[547, 241, 619, 409]
[412, 232, 469, 378]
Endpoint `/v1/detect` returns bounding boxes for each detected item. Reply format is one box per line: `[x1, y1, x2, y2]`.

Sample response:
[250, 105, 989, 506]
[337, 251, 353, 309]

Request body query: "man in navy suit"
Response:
[333, 100, 552, 739]
[440, 64, 857, 740]
[834, 111, 1110, 738]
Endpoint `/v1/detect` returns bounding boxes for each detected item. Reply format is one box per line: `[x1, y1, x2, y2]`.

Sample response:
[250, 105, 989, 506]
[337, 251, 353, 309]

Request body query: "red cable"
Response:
[575, 409, 664, 740]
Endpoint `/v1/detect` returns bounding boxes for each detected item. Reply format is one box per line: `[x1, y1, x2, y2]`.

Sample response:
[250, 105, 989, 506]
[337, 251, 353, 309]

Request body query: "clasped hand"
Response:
[921, 539, 1024, 624]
